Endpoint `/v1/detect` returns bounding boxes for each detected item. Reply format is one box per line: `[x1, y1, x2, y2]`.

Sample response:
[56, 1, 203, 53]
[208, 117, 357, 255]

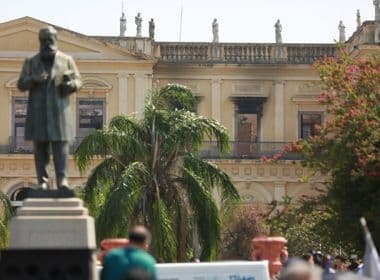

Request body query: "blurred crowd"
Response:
[279, 250, 368, 280]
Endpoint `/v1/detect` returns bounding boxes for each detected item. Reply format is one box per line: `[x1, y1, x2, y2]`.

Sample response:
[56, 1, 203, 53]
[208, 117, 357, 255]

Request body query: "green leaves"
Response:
[0, 191, 13, 248]
[150, 199, 177, 262]
[293, 53, 380, 254]
[74, 84, 239, 261]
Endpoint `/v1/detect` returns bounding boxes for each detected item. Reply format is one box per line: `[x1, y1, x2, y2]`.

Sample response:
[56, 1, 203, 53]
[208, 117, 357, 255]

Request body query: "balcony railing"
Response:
[157, 42, 336, 64]
[2, 137, 84, 154]
[2, 138, 301, 160]
[200, 141, 301, 160]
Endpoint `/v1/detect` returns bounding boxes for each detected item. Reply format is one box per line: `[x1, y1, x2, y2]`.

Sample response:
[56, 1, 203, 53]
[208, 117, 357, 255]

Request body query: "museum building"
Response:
[0, 10, 378, 206]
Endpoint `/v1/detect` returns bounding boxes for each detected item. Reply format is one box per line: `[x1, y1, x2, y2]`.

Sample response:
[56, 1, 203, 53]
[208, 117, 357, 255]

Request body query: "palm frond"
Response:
[183, 154, 240, 206]
[0, 192, 13, 249]
[0, 192, 13, 223]
[0, 221, 8, 248]
[182, 168, 221, 261]
[96, 162, 148, 240]
[74, 129, 113, 173]
[150, 198, 177, 262]
[83, 158, 124, 216]
[75, 128, 146, 174]
[165, 110, 230, 154]
[173, 196, 192, 261]
[109, 115, 145, 137]
[157, 83, 196, 111]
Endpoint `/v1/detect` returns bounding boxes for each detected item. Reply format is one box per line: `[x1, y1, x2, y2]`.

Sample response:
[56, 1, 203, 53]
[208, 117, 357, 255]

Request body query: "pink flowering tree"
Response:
[291, 51, 380, 252]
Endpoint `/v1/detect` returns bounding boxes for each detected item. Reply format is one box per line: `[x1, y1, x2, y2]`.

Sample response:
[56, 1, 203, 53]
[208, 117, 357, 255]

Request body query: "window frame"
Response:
[76, 97, 106, 139]
[298, 111, 324, 139]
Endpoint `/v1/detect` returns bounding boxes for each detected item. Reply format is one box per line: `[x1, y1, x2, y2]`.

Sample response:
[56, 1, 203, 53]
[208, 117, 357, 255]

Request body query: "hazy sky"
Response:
[0, 0, 376, 43]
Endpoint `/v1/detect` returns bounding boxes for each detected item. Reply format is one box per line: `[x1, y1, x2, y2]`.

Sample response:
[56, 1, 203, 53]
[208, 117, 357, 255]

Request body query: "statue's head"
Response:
[39, 26, 58, 60]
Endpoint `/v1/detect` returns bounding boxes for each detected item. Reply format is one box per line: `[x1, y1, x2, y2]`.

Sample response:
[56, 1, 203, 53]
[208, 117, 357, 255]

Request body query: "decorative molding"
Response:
[232, 82, 267, 97]
[291, 94, 320, 105]
[297, 81, 321, 93]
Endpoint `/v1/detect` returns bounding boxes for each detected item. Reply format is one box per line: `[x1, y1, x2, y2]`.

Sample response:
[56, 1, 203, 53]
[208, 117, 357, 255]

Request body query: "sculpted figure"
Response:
[338, 20, 346, 43]
[17, 26, 82, 190]
[120, 12, 127, 36]
[275, 19, 282, 44]
[135, 12, 142, 37]
[356, 9, 361, 30]
[375, 0, 380, 21]
[212, 18, 219, 43]
[149, 18, 155, 39]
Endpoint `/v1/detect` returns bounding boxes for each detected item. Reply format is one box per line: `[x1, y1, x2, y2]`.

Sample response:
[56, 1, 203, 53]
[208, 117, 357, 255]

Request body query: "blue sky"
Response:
[0, 0, 375, 43]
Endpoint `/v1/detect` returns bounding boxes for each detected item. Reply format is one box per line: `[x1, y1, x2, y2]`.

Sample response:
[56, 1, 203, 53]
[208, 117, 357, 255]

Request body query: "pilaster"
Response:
[273, 80, 285, 141]
[135, 73, 152, 118]
[211, 78, 222, 122]
[117, 72, 129, 115]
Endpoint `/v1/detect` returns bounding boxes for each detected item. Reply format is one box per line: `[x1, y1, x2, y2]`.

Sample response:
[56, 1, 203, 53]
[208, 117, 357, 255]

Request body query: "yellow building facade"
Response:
[0, 16, 378, 206]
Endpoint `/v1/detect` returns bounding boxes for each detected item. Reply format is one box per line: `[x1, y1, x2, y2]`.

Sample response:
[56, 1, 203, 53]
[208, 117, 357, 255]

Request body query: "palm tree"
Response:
[0, 191, 13, 248]
[75, 84, 240, 261]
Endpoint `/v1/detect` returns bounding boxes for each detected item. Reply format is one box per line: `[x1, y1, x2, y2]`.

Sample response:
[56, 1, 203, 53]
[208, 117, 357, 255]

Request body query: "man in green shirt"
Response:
[101, 226, 157, 280]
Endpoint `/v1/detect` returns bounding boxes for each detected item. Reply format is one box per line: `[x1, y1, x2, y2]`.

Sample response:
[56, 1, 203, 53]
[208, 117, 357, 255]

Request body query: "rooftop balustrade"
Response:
[156, 42, 336, 64]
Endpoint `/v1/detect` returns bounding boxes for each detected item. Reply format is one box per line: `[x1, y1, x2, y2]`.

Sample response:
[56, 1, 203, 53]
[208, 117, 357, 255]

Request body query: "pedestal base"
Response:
[9, 198, 96, 249]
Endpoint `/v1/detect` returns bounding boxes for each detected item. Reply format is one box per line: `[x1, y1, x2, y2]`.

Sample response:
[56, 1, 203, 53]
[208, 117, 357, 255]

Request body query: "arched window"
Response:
[7, 182, 37, 207]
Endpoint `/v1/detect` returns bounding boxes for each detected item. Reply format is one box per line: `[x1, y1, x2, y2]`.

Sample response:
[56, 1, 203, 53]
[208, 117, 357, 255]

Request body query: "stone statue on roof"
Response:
[149, 18, 155, 39]
[212, 18, 219, 43]
[135, 12, 142, 37]
[356, 10, 361, 30]
[375, 0, 380, 21]
[120, 12, 126, 36]
[275, 19, 282, 44]
[338, 20, 346, 43]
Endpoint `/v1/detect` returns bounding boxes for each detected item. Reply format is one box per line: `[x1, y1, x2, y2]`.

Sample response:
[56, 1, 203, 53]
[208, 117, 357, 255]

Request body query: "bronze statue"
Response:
[17, 26, 82, 190]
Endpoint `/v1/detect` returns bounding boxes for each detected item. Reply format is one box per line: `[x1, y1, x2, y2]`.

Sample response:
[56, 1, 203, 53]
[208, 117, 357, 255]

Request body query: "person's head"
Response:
[279, 260, 321, 280]
[39, 26, 58, 59]
[335, 255, 346, 268]
[302, 253, 314, 265]
[280, 245, 289, 265]
[128, 225, 151, 251]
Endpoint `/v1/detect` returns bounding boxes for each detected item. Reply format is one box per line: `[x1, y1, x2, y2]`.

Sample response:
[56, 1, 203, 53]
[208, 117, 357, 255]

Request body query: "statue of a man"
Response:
[17, 26, 82, 190]
[135, 12, 142, 37]
[356, 9, 361, 30]
[120, 12, 127, 37]
[212, 18, 219, 43]
[275, 19, 282, 44]
[338, 20, 346, 43]
[149, 18, 155, 39]
[374, 0, 380, 21]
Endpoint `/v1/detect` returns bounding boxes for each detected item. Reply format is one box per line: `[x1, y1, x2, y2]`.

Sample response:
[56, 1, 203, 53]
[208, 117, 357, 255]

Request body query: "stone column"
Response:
[211, 78, 222, 122]
[273, 81, 285, 141]
[117, 72, 129, 115]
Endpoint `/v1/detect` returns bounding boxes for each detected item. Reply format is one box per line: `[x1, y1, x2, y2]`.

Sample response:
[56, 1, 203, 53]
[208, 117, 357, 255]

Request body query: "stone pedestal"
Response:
[4, 198, 97, 279]
[9, 198, 96, 249]
[252, 236, 287, 280]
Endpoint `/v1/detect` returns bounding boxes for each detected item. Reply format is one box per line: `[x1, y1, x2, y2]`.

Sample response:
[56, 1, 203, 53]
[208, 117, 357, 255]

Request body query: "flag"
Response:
[361, 217, 380, 279]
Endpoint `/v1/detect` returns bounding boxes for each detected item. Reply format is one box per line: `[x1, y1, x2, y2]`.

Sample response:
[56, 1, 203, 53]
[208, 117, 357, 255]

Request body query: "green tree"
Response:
[0, 191, 13, 248]
[75, 84, 240, 262]
[292, 51, 380, 253]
